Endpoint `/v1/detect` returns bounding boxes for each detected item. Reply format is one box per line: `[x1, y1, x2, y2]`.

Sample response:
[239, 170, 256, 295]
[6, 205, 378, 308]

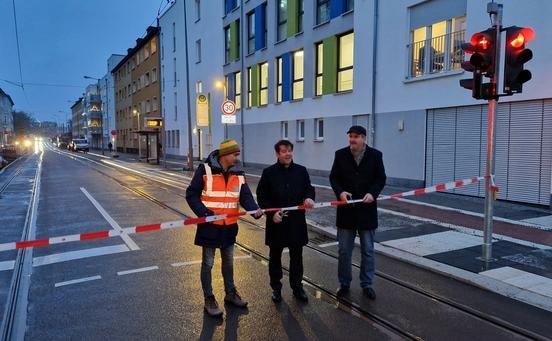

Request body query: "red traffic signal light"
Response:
[504, 26, 534, 94]
[461, 28, 497, 77]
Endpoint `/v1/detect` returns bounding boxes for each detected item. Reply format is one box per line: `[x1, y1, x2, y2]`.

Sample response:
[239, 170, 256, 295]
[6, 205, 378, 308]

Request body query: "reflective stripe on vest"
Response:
[201, 163, 245, 225]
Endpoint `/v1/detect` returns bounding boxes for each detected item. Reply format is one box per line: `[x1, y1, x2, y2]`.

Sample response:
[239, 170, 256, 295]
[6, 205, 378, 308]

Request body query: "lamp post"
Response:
[84, 75, 104, 155]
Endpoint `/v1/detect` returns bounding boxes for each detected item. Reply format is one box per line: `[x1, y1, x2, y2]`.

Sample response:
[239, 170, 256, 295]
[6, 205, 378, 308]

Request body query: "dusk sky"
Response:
[0, 0, 168, 123]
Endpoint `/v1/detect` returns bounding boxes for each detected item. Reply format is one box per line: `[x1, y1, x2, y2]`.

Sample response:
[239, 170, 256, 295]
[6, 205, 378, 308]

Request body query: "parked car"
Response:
[69, 139, 89, 153]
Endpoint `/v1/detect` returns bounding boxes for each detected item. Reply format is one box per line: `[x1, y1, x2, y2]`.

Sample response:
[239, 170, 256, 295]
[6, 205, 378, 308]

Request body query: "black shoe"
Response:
[293, 289, 308, 302]
[336, 286, 350, 297]
[271, 290, 282, 303]
[363, 287, 376, 300]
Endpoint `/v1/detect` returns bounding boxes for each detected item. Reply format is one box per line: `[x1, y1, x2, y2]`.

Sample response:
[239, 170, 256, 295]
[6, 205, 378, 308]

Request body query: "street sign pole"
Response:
[482, 2, 503, 263]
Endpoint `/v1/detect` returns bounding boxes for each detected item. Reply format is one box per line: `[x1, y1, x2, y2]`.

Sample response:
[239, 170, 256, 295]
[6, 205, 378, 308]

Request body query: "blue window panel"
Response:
[282, 52, 292, 102]
[227, 74, 236, 101]
[330, 0, 345, 19]
[225, 0, 237, 15]
[254, 4, 266, 50]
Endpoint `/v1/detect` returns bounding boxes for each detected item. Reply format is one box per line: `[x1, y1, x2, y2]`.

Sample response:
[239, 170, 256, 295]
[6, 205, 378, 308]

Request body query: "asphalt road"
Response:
[1, 145, 551, 340]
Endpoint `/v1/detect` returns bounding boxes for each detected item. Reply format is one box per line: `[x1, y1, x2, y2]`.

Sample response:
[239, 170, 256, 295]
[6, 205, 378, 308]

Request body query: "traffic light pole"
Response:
[482, 2, 503, 263]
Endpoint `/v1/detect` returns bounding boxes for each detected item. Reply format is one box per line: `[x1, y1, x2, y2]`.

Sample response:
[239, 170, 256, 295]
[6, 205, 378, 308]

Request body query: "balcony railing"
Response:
[407, 30, 465, 78]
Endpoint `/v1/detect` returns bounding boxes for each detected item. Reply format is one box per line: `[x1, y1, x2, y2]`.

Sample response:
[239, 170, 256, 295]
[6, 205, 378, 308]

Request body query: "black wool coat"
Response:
[256, 161, 315, 248]
[329, 146, 386, 230]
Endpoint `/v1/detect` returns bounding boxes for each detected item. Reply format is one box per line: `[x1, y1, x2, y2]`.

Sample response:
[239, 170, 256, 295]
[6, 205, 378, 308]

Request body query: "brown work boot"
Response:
[204, 295, 223, 317]
[224, 288, 248, 307]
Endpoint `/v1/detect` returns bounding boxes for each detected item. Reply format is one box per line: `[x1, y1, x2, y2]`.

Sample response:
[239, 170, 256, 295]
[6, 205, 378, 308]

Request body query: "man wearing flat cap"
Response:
[329, 126, 386, 300]
[186, 139, 263, 317]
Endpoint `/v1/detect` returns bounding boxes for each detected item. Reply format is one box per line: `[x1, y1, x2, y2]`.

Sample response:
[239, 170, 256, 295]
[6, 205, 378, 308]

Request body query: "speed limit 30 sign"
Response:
[221, 99, 236, 115]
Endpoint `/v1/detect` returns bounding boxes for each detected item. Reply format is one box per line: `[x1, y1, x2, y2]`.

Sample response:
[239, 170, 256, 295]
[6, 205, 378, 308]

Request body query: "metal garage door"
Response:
[426, 99, 551, 206]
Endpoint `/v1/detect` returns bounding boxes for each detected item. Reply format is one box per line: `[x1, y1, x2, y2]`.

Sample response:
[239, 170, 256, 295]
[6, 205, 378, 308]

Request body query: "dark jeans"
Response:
[201, 245, 235, 298]
[269, 246, 303, 292]
[337, 229, 375, 289]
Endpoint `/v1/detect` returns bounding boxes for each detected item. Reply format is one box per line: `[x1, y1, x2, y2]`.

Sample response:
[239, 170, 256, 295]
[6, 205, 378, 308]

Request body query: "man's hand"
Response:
[303, 198, 315, 209]
[339, 191, 352, 202]
[253, 208, 264, 219]
[362, 193, 375, 204]
[272, 210, 283, 223]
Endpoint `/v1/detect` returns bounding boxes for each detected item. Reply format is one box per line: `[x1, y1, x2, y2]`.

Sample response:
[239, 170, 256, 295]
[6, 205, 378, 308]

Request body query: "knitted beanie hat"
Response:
[219, 139, 240, 157]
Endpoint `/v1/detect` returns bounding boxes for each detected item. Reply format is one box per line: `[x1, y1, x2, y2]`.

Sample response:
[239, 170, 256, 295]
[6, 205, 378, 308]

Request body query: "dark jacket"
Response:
[257, 161, 315, 247]
[329, 146, 386, 230]
[185, 150, 259, 248]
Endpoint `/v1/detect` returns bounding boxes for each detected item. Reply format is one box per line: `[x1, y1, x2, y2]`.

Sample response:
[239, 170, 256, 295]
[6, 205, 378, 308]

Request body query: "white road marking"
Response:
[171, 260, 202, 267]
[0, 260, 15, 271]
[318, 241, 339, 248]
[521, 215, 552, 228]
[33, 244, 129, 267]
[80, 187, 140, 251]
[117, 266, 159, 276]
[380, 231, 482, 256]
[481, 267, 552, 298]
[88, 152, 111, 159]
[55, 275, 102, 288]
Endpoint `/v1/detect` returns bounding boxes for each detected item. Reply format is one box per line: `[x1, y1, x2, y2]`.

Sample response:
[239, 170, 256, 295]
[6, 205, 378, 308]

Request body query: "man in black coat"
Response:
[256, 140, 315, 303]
[330, 126, 386, 300]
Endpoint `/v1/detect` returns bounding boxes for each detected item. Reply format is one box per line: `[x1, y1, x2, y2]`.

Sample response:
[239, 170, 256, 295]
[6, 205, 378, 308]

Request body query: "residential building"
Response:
[159, 0, 226, 161]
[101, 54, 125, 149]
[112, 26, 161, 158]
[71, 97, 84, 139]
[83, 84, 102, 148]
[0, 88, 14, 145]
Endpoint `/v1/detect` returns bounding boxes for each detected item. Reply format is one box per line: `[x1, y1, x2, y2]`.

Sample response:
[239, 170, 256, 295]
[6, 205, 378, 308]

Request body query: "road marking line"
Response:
[55, 275, 102, 288]
[117, 266, 159, 276]
[233, 255, 252, 260]
[318, 241, 339, 248]
[32, 244, 129, 267]
[171, 260, 202, 267]
[80, 187, 140, 251]
[88, 152, 111, 159]
[0, 260, 15, 271]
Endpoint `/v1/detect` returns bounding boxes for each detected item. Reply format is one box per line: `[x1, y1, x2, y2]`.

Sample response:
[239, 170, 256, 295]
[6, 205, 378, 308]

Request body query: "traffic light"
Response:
[459, 28, 497, 99]
[504, 26, 534, 94]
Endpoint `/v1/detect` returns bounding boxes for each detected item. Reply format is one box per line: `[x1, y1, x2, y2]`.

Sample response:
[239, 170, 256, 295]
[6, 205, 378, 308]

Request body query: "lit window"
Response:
[315, 42, 323, 96]
[247, 67, 252, 107]
[338, 32, 354, 92]
[260, 62, 269, 105]
[235, 71, 241, 109]
[292, 50, 304, 99]
[276, 57, 282, 103]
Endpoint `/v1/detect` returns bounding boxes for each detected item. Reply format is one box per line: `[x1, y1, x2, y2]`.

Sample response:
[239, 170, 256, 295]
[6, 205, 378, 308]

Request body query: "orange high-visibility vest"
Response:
[201, 163, 245, 225]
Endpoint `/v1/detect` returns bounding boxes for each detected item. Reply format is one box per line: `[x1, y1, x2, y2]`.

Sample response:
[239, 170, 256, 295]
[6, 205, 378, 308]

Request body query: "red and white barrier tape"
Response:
[0, 176, 484, 252]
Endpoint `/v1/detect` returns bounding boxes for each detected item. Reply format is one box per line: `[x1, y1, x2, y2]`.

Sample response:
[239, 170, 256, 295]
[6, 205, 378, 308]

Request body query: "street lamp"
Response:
[84, 75, 106, 155]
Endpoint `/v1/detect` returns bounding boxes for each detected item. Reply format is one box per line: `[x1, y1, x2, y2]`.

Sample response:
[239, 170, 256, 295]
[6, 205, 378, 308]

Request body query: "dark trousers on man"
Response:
[269, 246, 303, 291]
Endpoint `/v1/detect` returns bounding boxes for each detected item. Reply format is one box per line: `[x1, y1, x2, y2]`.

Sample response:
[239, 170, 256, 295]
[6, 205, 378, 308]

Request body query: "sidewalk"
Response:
[89, 149, 552, 312]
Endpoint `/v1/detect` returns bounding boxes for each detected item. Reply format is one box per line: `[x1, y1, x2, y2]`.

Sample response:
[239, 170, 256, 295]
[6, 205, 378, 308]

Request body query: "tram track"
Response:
[50, 146, 548, 340]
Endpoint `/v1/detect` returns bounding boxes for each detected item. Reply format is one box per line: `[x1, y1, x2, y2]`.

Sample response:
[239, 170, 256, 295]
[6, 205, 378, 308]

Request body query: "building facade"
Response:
[0, 88, 14, 145]
[113, 26, 161, 157]
[101, 54, 125, 149]
[71, 97, 84, 139]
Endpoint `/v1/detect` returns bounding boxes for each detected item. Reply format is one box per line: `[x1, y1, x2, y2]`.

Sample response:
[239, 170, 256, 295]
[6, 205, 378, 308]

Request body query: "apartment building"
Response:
[113, 26, 161, 158]
[0, 88, 14, 145]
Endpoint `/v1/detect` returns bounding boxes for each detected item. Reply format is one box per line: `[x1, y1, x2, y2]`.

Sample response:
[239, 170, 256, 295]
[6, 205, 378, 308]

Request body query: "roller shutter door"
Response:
[426, 99, 551, 206]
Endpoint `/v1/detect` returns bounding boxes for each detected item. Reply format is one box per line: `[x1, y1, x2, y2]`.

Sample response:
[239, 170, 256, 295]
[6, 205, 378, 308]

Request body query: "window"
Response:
[408, 13, 466, 78]
[235, 71, 241, 109]
[296, 120, 305, 141]
[260, 62, 268, 105]
[153, 97, 158, 111]
[162, 66, 165, 91]
[173, 58, 177, 87]
[247, 11, 255, 54]
[292, 50, 304, 99]
[298, 0, 304, 32]
[132, 81, 137, 93]
[315, 42, 323, 96]
[247, 67, 252, 107]
[152, 68, 157, 83]
[281, 121, 288, 139]
[145, 72, 150, 86]
[172, 23, 176, 52]
[195, 0, 201, 21]
[196, 81, 203, 94]
[338, 32, 354, 92]
[276, 57, 282, 103]
[225, 0, 237, 15]
[151, 37, 157, 54]
[277, 0, 287, 42]
[174, 92, 178, 121]
[346, 0, 354, 12]
[176, 130, 180, 148]
[146, 100, 151, 113]
[224, 26, 231, 63]
[161, 33, 164, 60]
[316, 0, 330, 24]
[314, 118, 324, 140]
[196, 39, 201, 63]
[145, 45, 150, 59]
